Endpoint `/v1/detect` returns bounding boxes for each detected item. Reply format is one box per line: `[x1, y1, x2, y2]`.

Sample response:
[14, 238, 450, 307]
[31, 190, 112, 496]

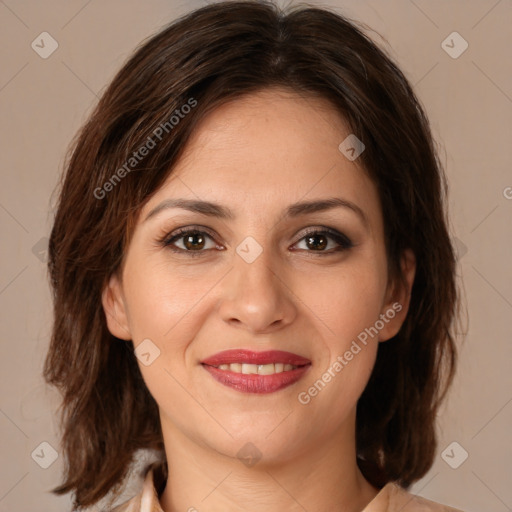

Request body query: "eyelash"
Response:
[160, 225, 354, 257]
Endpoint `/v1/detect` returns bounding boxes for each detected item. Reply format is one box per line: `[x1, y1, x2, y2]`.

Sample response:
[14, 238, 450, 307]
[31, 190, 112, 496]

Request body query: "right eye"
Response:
[162, 227, 223, 257]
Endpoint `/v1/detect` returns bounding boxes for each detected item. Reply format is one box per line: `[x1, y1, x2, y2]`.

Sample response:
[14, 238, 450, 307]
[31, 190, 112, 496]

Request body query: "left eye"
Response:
[293, 230, 352, 252]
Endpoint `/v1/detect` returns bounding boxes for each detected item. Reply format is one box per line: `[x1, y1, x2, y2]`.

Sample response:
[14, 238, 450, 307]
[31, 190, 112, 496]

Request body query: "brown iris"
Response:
[305, 234, 328, 251]
[183, 231, 206, 250]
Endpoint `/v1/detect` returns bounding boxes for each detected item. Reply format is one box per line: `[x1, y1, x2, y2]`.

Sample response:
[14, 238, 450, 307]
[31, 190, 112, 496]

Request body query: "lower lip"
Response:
[202, 364, 311, 394]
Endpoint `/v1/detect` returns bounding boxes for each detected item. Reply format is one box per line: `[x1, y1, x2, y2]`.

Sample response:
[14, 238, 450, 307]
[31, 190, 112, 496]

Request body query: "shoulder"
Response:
[363, 481, 465, 512]
[110, 495, 140, 512]
[107, 465, 164, 512]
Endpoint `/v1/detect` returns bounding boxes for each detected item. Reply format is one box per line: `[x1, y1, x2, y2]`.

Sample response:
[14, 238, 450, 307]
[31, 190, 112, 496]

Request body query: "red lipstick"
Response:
[201, 349, 311, 367]
[201, 349, 311, 394]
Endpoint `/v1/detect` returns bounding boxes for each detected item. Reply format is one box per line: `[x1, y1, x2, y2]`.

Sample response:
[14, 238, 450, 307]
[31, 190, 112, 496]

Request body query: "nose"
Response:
[217, 244, 297, 334]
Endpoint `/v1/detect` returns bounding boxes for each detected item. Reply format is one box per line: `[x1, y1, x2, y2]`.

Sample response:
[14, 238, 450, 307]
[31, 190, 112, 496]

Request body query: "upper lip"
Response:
[201, 349, 311, 367]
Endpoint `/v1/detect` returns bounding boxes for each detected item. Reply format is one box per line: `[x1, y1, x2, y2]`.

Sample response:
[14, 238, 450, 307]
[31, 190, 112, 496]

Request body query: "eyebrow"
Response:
[144, 197, 369, 228]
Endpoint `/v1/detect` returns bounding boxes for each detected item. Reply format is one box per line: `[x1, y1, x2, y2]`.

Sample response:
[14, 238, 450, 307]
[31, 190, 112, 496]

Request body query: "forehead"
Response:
[179, 88, 349, 166]
[141, 88, 382, 232]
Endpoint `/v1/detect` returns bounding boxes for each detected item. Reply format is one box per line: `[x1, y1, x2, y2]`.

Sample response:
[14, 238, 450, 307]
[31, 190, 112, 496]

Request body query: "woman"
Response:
[43, 1, 464, 511]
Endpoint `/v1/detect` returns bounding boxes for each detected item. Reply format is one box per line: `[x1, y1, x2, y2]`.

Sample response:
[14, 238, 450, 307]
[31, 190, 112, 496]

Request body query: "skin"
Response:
[102, 88, 416, 512]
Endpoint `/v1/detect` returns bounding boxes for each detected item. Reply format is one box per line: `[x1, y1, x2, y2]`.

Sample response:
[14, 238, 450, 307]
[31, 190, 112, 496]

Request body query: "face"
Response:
[102, 88, 415, 463]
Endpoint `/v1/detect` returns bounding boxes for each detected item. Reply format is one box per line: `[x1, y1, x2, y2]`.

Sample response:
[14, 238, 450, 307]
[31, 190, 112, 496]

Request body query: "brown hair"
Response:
[43, 0, 460, 509]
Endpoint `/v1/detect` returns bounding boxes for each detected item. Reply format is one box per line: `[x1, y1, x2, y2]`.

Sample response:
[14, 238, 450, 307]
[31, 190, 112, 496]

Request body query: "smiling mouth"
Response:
[201, 362, 312, 394]
[203, 362, 308, 375]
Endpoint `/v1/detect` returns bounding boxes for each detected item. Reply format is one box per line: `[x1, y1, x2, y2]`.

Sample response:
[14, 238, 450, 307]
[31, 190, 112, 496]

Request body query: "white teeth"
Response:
[230, 363, 242, 373]
[242, 363, 258, 374]
[257, 364, 275, 375]
[213, 362, 299, 375]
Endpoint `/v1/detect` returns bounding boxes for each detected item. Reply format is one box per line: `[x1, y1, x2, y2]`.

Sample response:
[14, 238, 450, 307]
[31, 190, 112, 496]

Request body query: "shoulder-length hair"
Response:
[44, 0, 460, 508]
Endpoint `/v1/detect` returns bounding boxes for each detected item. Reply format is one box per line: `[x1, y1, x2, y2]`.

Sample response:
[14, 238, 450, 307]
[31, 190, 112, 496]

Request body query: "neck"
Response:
[158, 411, 379, 512]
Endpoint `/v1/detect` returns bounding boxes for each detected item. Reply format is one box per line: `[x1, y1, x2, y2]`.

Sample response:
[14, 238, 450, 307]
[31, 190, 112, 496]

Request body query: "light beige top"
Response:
[110, 467, 464, 512]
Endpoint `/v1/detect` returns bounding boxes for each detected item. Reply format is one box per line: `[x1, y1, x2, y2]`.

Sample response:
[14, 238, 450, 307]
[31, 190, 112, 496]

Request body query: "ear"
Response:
[378, 248, 416, 342]
[101, 273, 132, 340]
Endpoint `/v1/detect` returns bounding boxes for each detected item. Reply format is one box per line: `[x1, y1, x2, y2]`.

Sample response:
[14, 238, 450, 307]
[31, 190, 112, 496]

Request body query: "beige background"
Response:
[1, 0, 511, 511]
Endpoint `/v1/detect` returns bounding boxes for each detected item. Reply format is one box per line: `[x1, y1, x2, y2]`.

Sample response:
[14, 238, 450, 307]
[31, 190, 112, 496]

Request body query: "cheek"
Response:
[122, 258, 214, 342]
[295, 255, 385, 406]
[297, 267, 382, 426]
[299, 259, 386, 342]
